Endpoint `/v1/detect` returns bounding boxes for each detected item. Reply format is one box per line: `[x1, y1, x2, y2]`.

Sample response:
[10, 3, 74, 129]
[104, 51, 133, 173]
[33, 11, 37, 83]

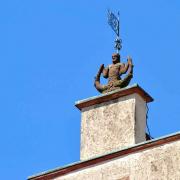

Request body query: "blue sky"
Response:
[1, 0, 180, 179]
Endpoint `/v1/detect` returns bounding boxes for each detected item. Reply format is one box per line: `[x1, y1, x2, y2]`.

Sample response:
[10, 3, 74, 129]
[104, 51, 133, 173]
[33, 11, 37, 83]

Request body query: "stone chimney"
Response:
[75, 84, 153, 161]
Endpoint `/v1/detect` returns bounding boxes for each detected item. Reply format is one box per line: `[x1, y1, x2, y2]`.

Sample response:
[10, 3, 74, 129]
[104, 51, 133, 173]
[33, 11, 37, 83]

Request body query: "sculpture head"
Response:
[112, 53, 120, 64]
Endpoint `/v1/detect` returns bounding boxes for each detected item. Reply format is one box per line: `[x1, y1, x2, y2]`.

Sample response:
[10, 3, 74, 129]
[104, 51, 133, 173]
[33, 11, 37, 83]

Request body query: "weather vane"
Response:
[107, 10, 122, 53]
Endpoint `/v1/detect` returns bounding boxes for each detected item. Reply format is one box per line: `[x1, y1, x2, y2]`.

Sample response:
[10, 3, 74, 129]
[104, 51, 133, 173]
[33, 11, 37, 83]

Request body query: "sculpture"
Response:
[94, 53, 133, 93]
[94, 10, 134, 93]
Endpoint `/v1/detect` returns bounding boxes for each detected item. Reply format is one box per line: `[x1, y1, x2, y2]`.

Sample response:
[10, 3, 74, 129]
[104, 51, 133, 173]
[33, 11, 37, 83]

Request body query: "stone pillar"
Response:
[75, 84, 153, 161]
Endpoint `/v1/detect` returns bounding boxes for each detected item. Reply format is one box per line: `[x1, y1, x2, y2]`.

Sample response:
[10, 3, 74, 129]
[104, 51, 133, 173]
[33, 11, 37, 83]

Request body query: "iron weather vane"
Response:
[107, 10, 122, 53]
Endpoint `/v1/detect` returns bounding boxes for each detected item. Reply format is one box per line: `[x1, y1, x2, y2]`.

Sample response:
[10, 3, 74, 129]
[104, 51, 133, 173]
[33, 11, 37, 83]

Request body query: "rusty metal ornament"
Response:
[94, 11, 133, 94]
[94, 53, 133, 94]
[107, 10, 122, 53]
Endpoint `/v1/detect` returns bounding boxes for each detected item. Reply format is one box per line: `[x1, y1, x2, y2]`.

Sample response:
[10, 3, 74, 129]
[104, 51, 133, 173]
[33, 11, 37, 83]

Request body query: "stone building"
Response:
[28, 84, 180, 180]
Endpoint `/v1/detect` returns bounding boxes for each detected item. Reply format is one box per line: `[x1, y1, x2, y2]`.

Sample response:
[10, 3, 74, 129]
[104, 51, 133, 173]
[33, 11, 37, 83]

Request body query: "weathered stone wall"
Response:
[56, 140, 180, 180]
[80, 93, 146, 160]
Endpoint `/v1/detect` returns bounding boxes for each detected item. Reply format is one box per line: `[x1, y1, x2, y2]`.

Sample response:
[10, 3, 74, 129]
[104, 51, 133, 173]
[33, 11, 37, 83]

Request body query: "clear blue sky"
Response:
[1, 0, 180, 179]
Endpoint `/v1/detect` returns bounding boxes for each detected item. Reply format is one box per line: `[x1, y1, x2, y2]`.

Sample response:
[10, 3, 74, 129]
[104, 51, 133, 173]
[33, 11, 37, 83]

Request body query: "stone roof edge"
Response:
[75, 84, 154, 110]
[28, 131, 180, 180]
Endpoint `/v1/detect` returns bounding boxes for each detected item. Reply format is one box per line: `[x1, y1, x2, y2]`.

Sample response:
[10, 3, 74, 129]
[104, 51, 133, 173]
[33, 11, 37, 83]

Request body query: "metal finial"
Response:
[107, 10, 122, 53]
